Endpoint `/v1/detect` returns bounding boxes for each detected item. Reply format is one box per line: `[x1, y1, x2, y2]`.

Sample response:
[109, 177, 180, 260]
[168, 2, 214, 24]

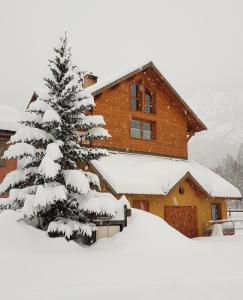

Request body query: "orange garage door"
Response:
[164, 206, 198, 238]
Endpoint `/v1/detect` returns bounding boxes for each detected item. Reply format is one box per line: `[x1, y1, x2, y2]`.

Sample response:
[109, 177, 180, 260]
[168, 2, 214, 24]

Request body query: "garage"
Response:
[164, 206, 198, 238]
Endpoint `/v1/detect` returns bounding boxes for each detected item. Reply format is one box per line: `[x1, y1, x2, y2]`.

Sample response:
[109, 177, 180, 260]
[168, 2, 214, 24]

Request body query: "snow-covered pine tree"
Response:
[0, 34, 119, 243]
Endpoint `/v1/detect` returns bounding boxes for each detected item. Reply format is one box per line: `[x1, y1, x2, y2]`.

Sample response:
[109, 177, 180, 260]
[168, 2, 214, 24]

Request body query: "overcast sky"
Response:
[1, 0, 243, 165]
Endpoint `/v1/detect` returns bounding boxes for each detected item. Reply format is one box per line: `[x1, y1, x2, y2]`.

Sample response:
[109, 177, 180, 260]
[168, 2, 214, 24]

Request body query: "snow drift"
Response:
[1, 209, 243, 300]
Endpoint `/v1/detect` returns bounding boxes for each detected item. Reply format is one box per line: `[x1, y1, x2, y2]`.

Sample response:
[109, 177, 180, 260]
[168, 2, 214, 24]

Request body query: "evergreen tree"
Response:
[0, 34, 118, 242]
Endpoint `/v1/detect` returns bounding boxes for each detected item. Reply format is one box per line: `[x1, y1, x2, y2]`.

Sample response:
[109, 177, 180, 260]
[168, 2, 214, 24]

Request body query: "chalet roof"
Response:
[0, 105, 20, 133]
[91, 152, 241, 199]
[86, 60, 207, 133]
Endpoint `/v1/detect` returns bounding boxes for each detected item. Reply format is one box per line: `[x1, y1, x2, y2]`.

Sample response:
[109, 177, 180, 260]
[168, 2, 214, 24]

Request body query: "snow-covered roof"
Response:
[86, 60, 152, 94]
[86, 60, 207, 132]
[91, 152, 241, 199]
[0, 105, 21, 132]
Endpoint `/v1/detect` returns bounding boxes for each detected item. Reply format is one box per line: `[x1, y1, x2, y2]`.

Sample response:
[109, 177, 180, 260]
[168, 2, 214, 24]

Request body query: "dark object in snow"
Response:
[47, 205, 130, 245]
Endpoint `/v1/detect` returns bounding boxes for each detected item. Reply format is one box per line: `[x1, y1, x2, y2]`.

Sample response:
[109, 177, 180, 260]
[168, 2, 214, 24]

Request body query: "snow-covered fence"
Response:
[209, 217, 243, 235]
[228, 210, 243, 231]
[228, 209, 243, 217]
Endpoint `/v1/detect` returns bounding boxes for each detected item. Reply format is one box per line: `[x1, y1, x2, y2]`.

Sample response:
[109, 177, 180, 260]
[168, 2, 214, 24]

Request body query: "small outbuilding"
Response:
[90, 152, 240, 237]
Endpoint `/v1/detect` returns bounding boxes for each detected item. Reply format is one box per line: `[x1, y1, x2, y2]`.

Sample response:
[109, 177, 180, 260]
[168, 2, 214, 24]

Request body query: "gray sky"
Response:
[1, 0, 243, 165]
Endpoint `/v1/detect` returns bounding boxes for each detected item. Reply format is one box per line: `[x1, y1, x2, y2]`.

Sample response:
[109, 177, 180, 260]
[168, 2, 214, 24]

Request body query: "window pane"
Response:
[131, 83, 140, 111]
[131, 83, 139, 98]
[131, 98, 140, 111]
[143, 122, 151, 140]
[131, 119, 141, 138]
[132, 119, 140, 129]
[145, 89, 153, 113]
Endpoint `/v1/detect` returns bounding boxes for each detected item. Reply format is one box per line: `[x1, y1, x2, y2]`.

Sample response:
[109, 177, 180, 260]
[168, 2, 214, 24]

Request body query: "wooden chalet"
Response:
[83, 61, 241, 238]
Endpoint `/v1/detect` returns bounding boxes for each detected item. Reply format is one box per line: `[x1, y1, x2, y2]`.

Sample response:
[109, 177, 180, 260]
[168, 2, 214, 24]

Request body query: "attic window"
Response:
[130, 82, 141, 111]
[179, 187, 185, 195]
[144, 88, 155, 113]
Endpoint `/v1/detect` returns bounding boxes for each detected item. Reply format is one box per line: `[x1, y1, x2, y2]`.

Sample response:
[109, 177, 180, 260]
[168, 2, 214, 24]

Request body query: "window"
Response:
[0, 140, 6, 167]
[130, 82, 156, 113]
[130, 119, 141, 139]
[133, 200, 149, 212]
[179, 186, 185, 195]
[143, 121, 151, 140]
[144, 88, 154, 113]
[211, 204, 221, 221]
[130, 119, 154, 140]
[130, 82, 141, 111]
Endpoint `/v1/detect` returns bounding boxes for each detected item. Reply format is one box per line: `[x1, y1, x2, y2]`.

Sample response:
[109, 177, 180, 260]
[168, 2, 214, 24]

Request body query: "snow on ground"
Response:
[1, 209, 243, 300]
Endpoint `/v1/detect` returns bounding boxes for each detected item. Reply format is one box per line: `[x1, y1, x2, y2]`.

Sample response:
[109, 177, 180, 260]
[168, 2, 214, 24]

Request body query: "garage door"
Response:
[164, 206, 198, 238]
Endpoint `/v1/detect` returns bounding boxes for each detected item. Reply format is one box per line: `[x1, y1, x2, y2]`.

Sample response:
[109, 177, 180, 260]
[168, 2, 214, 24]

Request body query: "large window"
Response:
[130, 119, 154, 140]
[130, 82, 141, 111]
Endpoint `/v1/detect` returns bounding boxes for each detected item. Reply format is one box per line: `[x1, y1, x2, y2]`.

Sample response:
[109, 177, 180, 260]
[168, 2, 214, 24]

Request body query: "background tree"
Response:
[213, 143, 243, 209]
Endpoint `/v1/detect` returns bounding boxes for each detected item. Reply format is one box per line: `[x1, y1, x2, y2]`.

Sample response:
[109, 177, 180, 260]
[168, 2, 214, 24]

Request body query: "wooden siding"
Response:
[92, 68, 188, 158]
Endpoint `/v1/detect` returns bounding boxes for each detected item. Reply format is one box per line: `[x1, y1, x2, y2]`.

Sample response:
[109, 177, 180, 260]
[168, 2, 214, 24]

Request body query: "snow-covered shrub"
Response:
[47, 218, 97, 240]
[0, 34, 118, 243]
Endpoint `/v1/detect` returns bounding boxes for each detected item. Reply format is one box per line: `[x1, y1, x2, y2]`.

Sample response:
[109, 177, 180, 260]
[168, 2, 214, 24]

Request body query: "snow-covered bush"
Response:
[0, 34, 118, 243]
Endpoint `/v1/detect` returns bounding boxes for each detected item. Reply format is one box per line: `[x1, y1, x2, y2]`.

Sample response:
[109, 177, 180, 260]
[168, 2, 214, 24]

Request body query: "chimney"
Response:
[83, 72, 98, 88]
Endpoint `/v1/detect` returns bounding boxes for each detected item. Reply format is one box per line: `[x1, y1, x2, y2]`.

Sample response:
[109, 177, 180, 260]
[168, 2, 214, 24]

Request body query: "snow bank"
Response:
[211, 224, 224, 237]
[0, 208, 188, 254]
[0, 210, 78, 253]
[91, 152, 241, 198]
[1, 209, 243, 300]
